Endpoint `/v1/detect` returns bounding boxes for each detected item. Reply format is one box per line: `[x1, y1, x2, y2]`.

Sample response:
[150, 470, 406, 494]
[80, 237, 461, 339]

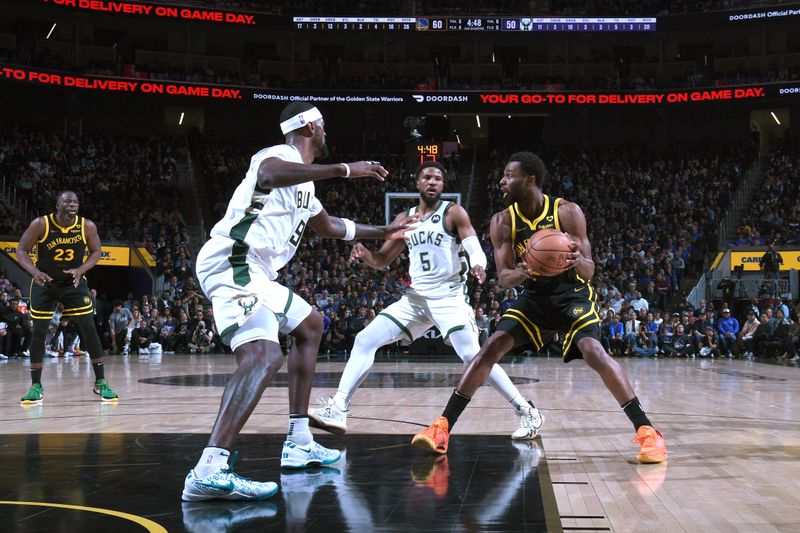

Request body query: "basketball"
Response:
[523, 228, 573, 276]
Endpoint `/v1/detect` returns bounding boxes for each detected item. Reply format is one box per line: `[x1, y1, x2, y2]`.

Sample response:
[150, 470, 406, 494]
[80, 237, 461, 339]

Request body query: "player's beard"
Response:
[421, 190, 441, 206]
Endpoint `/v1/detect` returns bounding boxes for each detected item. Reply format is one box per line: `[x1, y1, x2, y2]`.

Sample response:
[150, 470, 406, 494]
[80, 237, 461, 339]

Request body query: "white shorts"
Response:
[379, 291, 477, 344]
[196, 238, 311, 347]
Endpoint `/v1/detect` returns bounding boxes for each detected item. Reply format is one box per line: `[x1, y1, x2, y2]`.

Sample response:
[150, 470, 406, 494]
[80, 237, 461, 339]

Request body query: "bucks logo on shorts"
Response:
[237, 296, 258, 316]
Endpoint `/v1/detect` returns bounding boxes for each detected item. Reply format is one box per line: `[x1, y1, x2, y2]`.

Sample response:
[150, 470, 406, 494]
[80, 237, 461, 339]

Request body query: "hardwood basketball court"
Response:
[1, 353, 798, 531]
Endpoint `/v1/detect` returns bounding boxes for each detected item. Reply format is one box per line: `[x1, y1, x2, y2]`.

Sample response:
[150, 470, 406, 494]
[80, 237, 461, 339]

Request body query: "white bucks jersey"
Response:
[406, 201, 468, 299]
[208, 144, 323, 281]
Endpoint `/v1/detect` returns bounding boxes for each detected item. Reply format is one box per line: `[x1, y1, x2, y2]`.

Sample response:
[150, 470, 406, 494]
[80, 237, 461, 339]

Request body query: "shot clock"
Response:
[406, 142, 441, 169]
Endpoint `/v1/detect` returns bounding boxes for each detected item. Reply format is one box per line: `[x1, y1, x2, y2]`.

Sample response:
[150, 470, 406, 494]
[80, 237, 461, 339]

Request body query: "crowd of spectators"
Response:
[0, 275, 31, 360]
[0, 275, 219, 359]
[596, 297, 800, 361]
[1, 125, 797, 362]
[731, 136, 800, 246]
[101, 280, 217, 355]
[0, 129, 185, 245]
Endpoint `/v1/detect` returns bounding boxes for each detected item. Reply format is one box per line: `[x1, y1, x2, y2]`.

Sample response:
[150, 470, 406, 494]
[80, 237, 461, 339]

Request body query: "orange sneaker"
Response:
[412, 416, 450, 454]
[634, 425, 667, 463]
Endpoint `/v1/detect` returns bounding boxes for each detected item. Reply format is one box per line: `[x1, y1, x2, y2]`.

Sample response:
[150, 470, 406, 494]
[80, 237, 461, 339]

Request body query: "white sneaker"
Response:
[512, 401, 544, 440]
[308, 397, 348, 434]
[0, 354, 7, 360]
[280, 440, 341, 469]
[181, 501, 277, 531]
[182, 453, 278, 501]
[791, 355, 800, 362]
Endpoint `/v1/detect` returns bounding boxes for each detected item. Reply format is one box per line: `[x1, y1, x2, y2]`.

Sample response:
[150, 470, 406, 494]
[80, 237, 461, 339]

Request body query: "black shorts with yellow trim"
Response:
[496, 281, 601, 363]
[29, 278, 94, 321]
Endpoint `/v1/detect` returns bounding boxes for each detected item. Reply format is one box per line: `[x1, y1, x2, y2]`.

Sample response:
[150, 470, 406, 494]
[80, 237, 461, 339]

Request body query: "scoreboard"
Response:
[292, 17, 415, 31]
[293, 16, 656, 32]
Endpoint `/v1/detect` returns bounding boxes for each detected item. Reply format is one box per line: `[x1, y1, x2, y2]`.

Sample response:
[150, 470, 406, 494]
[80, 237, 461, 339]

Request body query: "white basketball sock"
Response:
[336, 315, 405, 408]
[194, 446, 230, 478]
[288, 416, 312, 446]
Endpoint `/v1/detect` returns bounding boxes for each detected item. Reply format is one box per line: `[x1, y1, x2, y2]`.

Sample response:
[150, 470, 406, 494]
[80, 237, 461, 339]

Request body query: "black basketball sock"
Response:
[92, 362, 105, 381]
[442, 389, 472, 430]
[29, 318, 48, 366]
[621, 396, 651, 430]
[31, 368, 43, 386]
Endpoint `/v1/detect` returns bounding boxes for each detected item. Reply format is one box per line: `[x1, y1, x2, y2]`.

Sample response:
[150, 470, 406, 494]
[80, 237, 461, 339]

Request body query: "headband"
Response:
[280, 107, 322, 134]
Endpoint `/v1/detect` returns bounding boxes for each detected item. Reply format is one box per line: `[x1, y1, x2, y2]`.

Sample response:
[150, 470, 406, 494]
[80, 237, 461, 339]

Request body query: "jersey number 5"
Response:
[420, 251, 432, 272]
[54, 249, 75, 262]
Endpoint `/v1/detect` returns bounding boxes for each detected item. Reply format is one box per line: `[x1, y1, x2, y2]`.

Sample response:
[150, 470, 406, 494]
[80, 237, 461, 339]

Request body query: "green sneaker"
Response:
[93, 379, 119, 402]
[20, 383, 44, 405]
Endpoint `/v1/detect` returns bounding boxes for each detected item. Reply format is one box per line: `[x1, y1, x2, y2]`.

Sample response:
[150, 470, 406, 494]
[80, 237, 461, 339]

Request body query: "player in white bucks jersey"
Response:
[310, 162, 543, 440]
[184, 102, 414, 502]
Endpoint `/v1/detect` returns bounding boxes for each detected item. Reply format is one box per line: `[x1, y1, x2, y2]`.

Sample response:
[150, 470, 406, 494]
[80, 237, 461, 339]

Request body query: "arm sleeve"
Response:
[461, 235, 487, 269]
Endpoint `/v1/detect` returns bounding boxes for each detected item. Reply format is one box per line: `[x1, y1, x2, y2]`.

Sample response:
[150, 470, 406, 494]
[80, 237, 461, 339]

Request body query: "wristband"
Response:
[341, 163, 350, 178]
[342, 218, 356, 241]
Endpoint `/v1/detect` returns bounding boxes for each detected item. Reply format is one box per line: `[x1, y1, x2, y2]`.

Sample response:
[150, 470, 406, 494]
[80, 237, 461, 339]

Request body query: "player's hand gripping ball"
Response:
[523, 228, 574, 277]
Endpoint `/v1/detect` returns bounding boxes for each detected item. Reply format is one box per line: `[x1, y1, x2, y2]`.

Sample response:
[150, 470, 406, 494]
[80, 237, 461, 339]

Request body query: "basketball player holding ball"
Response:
[413, 152, 667, 464]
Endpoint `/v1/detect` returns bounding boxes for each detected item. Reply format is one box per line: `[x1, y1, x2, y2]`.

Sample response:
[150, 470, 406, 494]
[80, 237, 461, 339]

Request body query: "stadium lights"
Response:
[46, 23, 56, 40]
[475, 115, 481, 128]
[770, 111, 781, 125]
[178, 112, 185, 125]
[456, 134, 461, 144]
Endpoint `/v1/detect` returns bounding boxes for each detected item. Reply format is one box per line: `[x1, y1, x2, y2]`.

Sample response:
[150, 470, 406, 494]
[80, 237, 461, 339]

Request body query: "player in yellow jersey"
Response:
[16, 191, 118, 405]
[413, 152, 666, 464]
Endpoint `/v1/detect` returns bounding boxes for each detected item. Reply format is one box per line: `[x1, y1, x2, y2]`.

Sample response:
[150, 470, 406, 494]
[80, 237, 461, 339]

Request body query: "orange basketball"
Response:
[523, 228, 573, 276]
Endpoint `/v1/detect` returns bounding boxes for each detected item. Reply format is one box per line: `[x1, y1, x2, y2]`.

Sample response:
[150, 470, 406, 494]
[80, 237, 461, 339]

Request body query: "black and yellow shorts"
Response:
[497, 281, 601, 362]
[29, 278, 94, 321]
